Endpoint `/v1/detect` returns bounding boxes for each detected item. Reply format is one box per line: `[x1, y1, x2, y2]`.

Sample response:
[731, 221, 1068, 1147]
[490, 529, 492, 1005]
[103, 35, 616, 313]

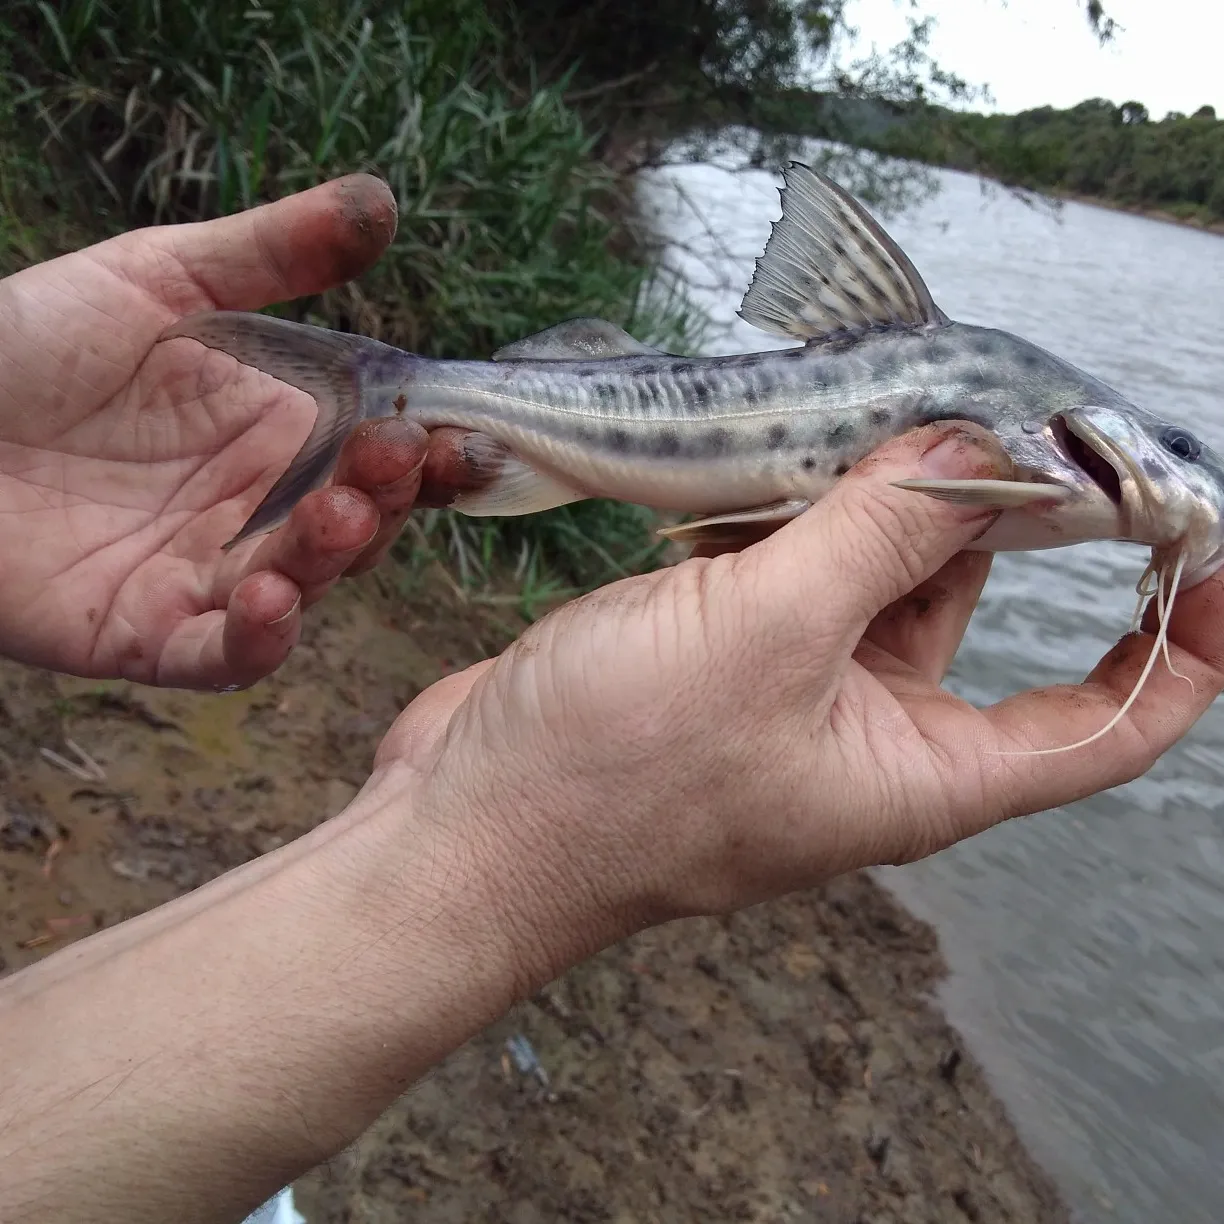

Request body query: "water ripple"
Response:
[640, 156, 1224, 1224]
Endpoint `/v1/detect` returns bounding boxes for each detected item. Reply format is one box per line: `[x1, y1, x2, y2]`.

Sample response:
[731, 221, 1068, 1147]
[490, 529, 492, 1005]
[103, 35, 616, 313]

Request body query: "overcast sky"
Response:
[840, 0, 1222, 118]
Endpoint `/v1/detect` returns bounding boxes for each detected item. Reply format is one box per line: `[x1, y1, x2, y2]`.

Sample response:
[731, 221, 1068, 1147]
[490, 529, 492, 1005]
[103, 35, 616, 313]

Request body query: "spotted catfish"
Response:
[159, 161, 1224, 596]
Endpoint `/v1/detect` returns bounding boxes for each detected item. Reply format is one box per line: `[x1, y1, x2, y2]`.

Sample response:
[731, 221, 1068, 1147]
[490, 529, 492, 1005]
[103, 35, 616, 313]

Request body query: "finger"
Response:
[860, 550, 994, 683]
[414, 427, 503, 508]
[953, 567, 1224, 824]
[143, 174, 398, 315]
[341, 424, 493, 575]
[738, 423, 1009, 654]
[222, 486, 381, 609]
[688, 523, 785, 560]
[154, 571, 302, 691]
[374, 660, 497, 770]
[329, 418, 429, 575]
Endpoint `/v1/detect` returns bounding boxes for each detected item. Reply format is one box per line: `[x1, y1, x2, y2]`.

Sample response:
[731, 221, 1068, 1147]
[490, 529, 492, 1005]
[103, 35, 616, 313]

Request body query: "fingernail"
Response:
[919, 430, 1000, 479]
[267, 595, 301, 628]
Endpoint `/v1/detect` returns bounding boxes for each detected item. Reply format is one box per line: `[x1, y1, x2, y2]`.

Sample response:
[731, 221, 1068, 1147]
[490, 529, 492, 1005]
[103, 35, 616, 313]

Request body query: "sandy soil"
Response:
[0, 564, 1068, 1224]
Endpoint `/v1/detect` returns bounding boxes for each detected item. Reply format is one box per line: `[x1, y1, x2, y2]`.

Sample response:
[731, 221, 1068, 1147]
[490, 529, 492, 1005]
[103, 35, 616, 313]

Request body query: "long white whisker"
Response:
[1156, 561, 1196, 690]
[995, 550, 1188, 758]
[1130, 561, 1158, 634]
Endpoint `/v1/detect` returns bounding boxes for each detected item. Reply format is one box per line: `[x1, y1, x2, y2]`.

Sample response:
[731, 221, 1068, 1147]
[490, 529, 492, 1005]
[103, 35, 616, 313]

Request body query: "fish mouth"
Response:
[1051, 413, 1125, 508]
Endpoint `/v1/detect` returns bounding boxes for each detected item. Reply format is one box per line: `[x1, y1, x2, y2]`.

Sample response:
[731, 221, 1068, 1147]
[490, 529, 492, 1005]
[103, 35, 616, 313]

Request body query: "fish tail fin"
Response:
[160, 310, 394, 549]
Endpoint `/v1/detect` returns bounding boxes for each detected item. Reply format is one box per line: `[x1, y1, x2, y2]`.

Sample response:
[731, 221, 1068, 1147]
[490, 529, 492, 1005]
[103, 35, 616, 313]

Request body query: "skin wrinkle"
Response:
[9, 265, 141, 400]
[101, 238, 213, 323]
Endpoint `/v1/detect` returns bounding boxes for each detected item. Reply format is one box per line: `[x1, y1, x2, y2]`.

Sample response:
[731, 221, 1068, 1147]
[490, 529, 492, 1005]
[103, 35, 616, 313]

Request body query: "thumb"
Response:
[746, 423, 1011, 649]
[122, 174, 398, 315]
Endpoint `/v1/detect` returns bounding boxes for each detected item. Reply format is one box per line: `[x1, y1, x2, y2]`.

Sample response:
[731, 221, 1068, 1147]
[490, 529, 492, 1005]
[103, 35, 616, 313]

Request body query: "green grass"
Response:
[2, 0, 709, 607]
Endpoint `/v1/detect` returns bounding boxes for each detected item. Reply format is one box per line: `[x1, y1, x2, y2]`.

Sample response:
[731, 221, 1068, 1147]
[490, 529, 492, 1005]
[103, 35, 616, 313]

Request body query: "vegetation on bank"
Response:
[2, 0, 715, 601]
[757, 91, 1224, 230]
[0, 0, 1116, 608]
[872, 99, 1224, 227]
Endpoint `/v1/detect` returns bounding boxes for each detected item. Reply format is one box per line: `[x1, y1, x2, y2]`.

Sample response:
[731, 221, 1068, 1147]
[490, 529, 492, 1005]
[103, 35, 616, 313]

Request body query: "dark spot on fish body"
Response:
[575, 424, 597, 444]
[802, 456, 818, 472]
[608, 427, 631, 453]
[834, 461, 850, 476]
[815, 333, 860, 356]
[656, 429, 681, 457]
[702, 428, 732, 457]
[595, 382, 618, 403]
[766, 423, 789, 449]
[825, 421, 855, 447]
[969, 332, 998, 359]
[868, 408, 890, 428]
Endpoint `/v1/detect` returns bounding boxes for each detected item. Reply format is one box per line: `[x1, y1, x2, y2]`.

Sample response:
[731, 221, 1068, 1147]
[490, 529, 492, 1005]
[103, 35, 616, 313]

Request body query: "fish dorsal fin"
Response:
[492, 317, 664, 361]
[738, 162, 949, 343]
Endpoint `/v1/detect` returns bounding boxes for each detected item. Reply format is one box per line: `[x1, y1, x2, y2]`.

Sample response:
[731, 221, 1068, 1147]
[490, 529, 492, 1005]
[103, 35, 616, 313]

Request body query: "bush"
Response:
[2, 0, 708, 601]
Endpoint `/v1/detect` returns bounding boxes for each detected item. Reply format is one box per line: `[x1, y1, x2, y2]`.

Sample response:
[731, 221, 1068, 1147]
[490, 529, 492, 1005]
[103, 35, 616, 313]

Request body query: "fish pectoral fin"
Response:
[737, 161, 950, 344]
[447, 433, 588, 516]
[890, 479, 1072, 508]
[492, 317, 666, 361]
[656, 500, 811, 545]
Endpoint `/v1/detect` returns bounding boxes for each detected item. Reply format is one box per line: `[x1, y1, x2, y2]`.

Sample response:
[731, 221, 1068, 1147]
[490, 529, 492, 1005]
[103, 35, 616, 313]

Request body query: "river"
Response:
[638, 153, 1224, 1224]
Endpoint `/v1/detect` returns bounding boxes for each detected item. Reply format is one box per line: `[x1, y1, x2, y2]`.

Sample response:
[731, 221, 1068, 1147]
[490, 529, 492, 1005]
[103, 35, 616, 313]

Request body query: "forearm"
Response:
[0, 765, 530, 1224]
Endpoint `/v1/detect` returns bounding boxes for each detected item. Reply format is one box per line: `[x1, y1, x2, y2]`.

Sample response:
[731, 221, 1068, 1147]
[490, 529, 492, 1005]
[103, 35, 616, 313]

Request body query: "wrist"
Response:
[400, 758, 650, 997]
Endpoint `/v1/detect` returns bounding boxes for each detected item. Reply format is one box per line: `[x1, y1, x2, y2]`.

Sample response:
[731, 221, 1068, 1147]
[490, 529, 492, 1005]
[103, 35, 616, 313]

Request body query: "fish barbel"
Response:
[159, 162, 1224, 595]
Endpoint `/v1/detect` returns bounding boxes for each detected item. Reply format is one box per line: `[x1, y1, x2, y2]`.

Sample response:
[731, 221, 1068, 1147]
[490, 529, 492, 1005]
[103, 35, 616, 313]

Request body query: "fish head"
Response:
[1056, 405, 1224, 586]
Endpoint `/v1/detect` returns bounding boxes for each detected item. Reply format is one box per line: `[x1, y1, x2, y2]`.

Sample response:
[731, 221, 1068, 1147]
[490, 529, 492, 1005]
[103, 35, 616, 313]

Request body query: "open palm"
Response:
[0, 174, 420, 689]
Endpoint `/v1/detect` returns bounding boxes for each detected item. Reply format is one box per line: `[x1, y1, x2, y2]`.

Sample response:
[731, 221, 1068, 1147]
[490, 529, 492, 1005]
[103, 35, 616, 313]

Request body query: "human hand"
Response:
[367, 422, 1224, 989]
[0, 175, 470, 689]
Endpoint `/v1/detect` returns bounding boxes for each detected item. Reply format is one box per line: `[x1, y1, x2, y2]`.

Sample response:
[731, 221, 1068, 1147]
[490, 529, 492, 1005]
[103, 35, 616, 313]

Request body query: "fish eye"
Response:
[1161, 427, 1202, 462]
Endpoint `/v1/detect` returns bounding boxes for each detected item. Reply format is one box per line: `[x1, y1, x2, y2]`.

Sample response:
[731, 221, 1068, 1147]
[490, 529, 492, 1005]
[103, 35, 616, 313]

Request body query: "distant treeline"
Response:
[753, 92, 1224, 227]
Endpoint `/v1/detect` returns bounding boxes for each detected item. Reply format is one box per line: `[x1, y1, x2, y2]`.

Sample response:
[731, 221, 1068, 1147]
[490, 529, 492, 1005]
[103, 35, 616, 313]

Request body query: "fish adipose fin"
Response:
[448, 433, 588, 516]
[738, 162, 950, 343]
[656, 499, 811, 545]
[891, 479, 1072, 508]
[160, 311, 376, 549]
[492, 318, 664, 361]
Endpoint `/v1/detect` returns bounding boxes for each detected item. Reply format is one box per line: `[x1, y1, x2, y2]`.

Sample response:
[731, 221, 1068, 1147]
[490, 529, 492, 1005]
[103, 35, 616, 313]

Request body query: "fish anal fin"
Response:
[891, 478, 1071, 508]
[447, 433, 588, 516]
[657, 499, 810, 545]
[737, 162, 949, 344]
[492, 317, 665, 361]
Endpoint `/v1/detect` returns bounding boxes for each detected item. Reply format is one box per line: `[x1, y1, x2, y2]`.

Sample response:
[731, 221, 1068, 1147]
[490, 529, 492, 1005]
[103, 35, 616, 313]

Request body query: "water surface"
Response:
[639, 157, 1224, 1224]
